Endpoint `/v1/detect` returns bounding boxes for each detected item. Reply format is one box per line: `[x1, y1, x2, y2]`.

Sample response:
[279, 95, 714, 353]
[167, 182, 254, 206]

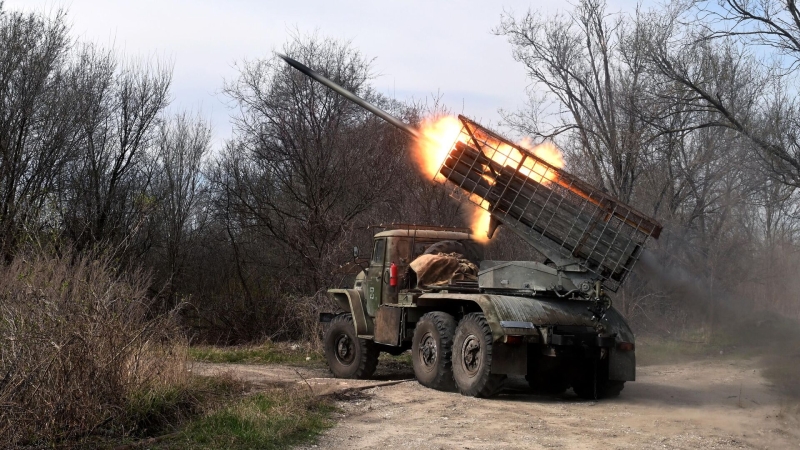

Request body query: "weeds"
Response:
[0, 249, 190, 447]
[124, 374, 245, 438]
[189, 341, 322, 366]
[161, 389, 334, 450]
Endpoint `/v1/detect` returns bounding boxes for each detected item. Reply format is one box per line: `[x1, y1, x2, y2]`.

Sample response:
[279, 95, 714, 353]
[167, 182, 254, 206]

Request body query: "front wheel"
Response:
[323, 314, 379, 379]
[452, 313, 506, 397]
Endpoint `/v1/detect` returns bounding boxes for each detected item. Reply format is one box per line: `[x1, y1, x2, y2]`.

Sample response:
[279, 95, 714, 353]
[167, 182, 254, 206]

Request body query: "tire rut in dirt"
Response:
[452, 312, 506, 397]
[323, 313, 379, 379]
[411, 311, 457, 391]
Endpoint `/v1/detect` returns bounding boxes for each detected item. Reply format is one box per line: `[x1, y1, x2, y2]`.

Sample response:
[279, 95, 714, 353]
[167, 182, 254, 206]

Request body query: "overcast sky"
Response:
[6, 0, 639, 147]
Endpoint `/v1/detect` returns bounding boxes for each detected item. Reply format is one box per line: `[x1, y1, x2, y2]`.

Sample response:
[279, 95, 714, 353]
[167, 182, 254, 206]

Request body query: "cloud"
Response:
[5, 0, 566, 147]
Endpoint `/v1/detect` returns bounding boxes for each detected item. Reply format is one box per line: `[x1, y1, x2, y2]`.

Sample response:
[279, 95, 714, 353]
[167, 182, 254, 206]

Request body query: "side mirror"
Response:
[353, 246, 359, 259]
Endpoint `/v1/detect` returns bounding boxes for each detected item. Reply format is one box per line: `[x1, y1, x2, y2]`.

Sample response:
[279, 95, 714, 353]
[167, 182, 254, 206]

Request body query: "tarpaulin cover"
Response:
[409, 252, 478, 287]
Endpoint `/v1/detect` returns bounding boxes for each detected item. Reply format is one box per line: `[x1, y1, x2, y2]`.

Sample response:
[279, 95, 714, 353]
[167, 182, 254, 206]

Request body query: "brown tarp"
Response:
[409, 252, 478, 287]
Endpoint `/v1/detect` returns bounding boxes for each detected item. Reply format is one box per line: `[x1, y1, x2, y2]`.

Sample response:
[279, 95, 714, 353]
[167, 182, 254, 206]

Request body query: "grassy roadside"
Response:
[128, 342, 333, 449]
[190, 341, 322, 366]
[155, 389, 334, 450]
[117, 373, 335, 450]
[123, 374, 245, 439]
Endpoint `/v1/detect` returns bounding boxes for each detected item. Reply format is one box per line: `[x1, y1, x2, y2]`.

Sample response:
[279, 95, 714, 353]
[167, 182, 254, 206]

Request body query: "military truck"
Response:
[279, 54, 662, 399]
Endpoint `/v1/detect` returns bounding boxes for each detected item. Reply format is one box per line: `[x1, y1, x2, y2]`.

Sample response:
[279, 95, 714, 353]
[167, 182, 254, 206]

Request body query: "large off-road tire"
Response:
[323, 314, 379, 379]
[571, 360, 625, 399]
[452, 313, 506, 397]
[412, 312, 457, 391]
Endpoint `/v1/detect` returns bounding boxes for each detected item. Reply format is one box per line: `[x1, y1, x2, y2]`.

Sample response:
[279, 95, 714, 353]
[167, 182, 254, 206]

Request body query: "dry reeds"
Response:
[0, 249, 189, 446]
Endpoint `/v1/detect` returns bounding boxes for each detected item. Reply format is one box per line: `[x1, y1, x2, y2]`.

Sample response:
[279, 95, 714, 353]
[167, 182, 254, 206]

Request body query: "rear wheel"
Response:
[452, 313, 506, 397]
[323, 314, 378, 379]
[412, 312, 456, 391]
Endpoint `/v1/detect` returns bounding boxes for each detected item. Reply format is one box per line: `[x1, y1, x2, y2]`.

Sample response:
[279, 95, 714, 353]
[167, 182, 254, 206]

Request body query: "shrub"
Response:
[0, 249, 188, 446]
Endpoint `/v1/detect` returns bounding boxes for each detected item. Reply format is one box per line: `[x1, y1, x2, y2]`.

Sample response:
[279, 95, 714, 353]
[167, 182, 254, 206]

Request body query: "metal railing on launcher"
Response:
[435, 115, 662, 292]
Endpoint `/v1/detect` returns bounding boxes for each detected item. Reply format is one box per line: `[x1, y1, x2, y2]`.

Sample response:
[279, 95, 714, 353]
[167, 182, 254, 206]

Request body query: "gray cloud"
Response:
[6, 0, 636, 146]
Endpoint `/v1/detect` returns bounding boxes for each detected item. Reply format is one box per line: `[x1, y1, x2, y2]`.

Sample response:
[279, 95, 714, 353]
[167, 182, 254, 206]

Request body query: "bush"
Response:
[0, 249, 188, 446]
[186, 289, 335, 347]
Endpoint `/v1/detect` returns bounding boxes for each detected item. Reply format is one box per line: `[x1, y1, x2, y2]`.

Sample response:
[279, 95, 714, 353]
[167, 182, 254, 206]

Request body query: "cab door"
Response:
[364, 238, 386, 317]
[382, 238, 411, 304]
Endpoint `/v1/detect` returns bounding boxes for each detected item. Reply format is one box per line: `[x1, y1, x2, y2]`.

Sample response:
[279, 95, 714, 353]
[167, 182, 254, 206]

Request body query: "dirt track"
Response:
[197, 358, 800, 449]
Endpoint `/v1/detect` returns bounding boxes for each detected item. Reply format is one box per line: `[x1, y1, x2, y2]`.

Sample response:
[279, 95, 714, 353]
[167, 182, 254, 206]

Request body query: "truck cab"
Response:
[356, 227, 482, 316]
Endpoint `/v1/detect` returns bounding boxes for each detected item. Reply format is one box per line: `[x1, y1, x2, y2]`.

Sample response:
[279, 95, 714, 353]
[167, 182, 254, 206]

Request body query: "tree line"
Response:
[2, 1, 799, 342]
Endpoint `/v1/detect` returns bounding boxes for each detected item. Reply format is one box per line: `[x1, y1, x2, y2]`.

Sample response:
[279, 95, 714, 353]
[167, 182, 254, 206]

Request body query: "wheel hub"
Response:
[419, 332, 437, 367]
[461, 334, 481, 375]
[335, 334, 355, 364]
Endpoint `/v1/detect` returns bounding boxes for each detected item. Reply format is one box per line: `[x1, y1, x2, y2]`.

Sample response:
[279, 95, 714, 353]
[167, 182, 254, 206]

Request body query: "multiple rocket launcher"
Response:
[438, 116, 661, 291]
[278, 54, 662, 292]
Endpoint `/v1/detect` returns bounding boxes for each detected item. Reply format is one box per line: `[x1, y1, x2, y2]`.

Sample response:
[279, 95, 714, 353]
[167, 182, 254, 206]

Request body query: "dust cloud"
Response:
[638, 247, 800, 401]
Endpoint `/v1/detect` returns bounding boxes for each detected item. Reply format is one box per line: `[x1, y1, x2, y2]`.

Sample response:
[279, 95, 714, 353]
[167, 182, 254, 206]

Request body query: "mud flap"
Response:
[608, 348, 635, 381]
[490, 343, 527, 375]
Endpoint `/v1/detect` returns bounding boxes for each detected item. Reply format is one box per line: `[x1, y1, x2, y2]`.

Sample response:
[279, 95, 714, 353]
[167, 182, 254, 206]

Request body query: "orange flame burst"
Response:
[412, 116, 566, 243]
[520, 139, 566, 185]
[470, 203, 493, 242]
[412, 116, 463, 179]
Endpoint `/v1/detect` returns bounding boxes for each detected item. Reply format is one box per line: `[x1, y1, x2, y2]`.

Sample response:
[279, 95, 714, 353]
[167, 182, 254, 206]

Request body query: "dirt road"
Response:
[197, 358, 799, 449]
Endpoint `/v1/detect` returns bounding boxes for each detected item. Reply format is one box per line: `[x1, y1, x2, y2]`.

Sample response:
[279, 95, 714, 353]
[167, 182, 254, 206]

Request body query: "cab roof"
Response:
[373, 229, 474, 240]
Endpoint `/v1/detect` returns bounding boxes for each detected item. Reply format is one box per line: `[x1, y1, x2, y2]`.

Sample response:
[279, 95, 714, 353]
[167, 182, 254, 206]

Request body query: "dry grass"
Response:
[189, 340, 322, 366]
[0, 249, 191, 447]
[123, 372, 245, 439]
[160, 388, 334, 450]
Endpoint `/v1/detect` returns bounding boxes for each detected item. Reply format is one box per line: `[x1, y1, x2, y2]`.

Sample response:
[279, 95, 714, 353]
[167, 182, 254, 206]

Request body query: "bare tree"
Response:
[496, 0, 665, 203]
[0, 7, 78, 260]
[696, 0, 800, 68]
[151, 112, 211, 308]
[58, 50, 172, 253]
[644, 1, 800, 187]
[217, 35, 410, 292]
[497, 0, 797, 330]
